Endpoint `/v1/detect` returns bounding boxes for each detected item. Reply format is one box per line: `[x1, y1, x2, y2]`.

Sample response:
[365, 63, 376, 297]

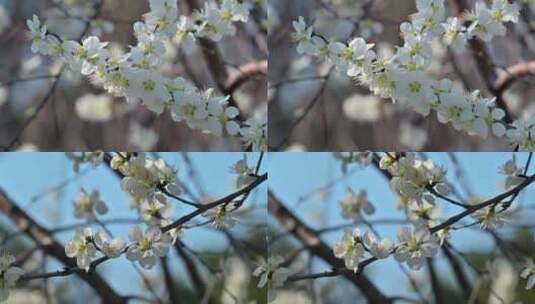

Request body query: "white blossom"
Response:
[394, 226, 439, 270]
[520, 259, 535, 290]
[499, 155, 525, 189]
[203, 205, 238, 229]
[253, 255, 291, 302]
[94, 231, 126, 258]
[73, 188, 108, 220]
[363, 230, 394, 259]
[333, 228, 366, 272]
[27, 15, 47, 53]
[65, 228, 97, 271]
[231, 154, 256, 188]
[126, 225, 171, 269]
[340, 188, 375, 223]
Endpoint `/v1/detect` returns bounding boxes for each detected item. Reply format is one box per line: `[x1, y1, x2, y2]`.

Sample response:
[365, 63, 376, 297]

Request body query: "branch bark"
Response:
[224, 60, 268, 94]
[495, 60, 535, 97]
[0, 189, 126, 304]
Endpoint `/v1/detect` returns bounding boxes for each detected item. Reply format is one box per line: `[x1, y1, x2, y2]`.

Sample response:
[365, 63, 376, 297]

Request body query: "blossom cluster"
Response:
[329, 152, 535, 291]
[64, 153, 182, 269]
[62, 152, 259, 273]
[292, 0, 535, 150]
[27, 0, 266, 151]
[333, 228, 393, 271]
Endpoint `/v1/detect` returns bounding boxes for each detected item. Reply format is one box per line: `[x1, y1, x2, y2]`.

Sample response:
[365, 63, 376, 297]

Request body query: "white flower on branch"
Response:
[472, 205, 507, 230]
[340, 188, 375, 223]
[65, 228, 97, 271]
[442, 17, 467, 51]
[394, 226, 439, 270]
[253, 255, 291, 303]
[25, 0, 256, 148]
[73, 188, 108, 220]
[203, 204, 238, 229]
[499, 155, 525, 189]
[521, 259, 535, 290]
[27, 15, 47, 53]
[126, 225, 171, 269]
[291, 0, 525, 149]
[407, 199, 441, 226]
[0, 253, 24, 302]
[139, 193, 173, 225]
[333, 228, 366, 272]
[363, 230, 394, 259]
[119, 153, 180, 201]
[94, 231, 126, 258]
[230, 154, 256, 189]
[292, 16, 314, 55]
[387, 154, 450, 206]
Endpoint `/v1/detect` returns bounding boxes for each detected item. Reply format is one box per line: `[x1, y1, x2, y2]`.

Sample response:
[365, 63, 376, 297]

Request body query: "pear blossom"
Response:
[520, 259, 535, 290]
[363, 231, 394, 259]
[25, 0, 256, 149]
[73, 188, 108, 220]
[94, 231, 126, 258]
[333, 229, 366, 272]
[340, 188, 375, 223]
[0, 253, 24, 302]
[292, 17, 314, 54]
[65, 228, 97, 271]
[499, 156, 525, 189]
[394, 226, 439, 270]
[139, 193, 173, 225]
[291, 0, 526, 149]
[253, 255, 291, 302]
[240, 110, 267, 151]
[472, 205, 507, 230]
[27, 15, 47, 53]
[203, 205, 238, 229]
[442, 17, 467, 50]
[126, 225, 171, 269]
[231, 154, 256, 189]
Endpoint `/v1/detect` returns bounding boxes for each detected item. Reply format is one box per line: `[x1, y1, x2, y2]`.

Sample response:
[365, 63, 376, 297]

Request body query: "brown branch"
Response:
[174, 243, 215, 304]
[224, 60, 268, 94]
[426, 258, 444, 304]
[162, 172, 267, 233]
[0, 189, 126, 304]
[442, 244, 474, 301]
[160, 256, 180, 304]
[495, 60, 535, 97]
[268, 191, 392, 304]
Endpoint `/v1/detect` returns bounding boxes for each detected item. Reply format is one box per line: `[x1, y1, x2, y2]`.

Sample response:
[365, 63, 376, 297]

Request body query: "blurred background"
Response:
[268, 0, 535, 151]
[0, 152, 267, 303]
[0, 0, 267, 151]
[268, 152, 535, 303]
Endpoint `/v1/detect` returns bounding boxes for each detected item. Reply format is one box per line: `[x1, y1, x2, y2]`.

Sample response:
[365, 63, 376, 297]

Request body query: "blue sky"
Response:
[0, 152, 266, 300]
[267, 152, 535, 300]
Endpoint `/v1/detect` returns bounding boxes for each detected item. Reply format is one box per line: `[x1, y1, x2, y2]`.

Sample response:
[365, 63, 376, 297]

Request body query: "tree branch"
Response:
[0, 188, 126, 304]
[268, 191, 392, 304]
